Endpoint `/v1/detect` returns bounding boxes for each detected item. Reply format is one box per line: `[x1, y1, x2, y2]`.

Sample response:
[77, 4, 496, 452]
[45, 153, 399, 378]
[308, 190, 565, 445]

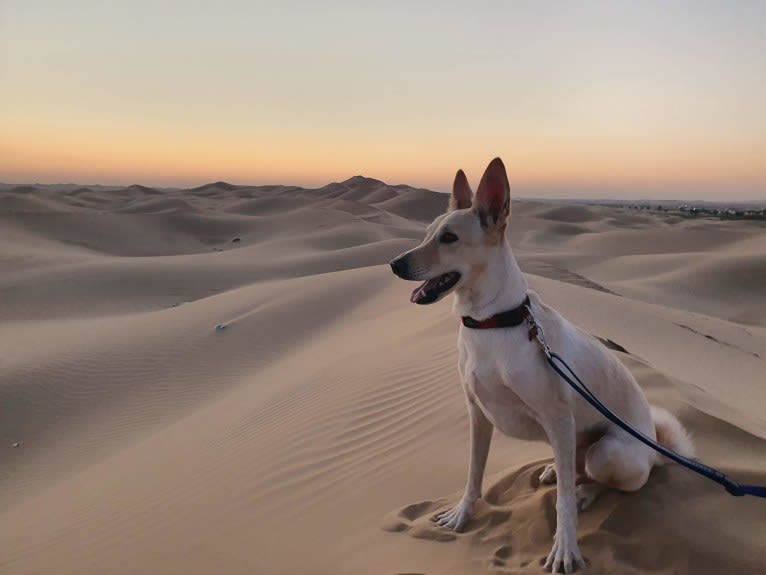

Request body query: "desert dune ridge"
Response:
[1, 178, 765, 574]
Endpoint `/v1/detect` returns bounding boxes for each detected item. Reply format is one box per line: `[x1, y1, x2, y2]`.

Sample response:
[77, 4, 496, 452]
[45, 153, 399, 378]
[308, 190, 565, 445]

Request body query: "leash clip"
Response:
[525, 305, 552, 359]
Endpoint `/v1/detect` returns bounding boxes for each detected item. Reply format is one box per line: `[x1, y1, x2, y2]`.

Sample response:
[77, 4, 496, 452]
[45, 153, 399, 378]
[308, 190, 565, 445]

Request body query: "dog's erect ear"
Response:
[474, 157, 510, 229]
[449, 169, 473, 212]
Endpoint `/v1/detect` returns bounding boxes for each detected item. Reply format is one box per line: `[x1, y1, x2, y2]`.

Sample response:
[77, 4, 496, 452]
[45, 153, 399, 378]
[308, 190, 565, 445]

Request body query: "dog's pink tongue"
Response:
[410, 280, 430, 303]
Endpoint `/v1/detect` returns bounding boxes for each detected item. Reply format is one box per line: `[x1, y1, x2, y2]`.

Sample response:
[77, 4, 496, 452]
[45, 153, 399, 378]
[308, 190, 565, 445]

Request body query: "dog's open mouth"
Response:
[410, 272, 461, 305]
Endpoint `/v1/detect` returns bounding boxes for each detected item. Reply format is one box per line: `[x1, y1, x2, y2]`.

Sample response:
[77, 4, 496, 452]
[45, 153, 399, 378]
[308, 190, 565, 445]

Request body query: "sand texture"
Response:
[1, 179, 765, 574]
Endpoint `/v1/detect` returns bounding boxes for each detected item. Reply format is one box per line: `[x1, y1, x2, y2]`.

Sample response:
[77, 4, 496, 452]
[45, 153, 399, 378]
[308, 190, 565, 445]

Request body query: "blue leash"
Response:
[525, 311, 766, 499]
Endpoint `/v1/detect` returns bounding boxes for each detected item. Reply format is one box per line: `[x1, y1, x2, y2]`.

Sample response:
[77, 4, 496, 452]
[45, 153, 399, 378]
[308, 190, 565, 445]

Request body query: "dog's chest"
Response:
[460, 336, 546, 441]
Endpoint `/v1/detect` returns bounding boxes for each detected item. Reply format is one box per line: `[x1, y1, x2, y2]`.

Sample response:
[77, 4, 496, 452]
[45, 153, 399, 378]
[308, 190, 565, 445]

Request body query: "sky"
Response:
[1, 1, 765, 199]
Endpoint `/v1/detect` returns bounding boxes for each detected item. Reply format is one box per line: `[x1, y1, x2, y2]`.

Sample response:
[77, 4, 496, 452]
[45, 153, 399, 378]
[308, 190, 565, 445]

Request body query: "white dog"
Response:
[390, 158, 694, 573]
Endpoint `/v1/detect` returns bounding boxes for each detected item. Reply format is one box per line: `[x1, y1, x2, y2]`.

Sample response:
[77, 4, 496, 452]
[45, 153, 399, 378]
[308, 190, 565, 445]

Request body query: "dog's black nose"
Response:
[390, 257, 408, 278]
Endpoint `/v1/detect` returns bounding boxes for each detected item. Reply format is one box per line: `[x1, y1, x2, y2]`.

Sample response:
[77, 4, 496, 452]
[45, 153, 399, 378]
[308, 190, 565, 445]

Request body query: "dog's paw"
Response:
[576, 483, 604, 512]
[544, 535, 584, 573]
[539, 463, 557, 485]
[432, 499, 474, 532]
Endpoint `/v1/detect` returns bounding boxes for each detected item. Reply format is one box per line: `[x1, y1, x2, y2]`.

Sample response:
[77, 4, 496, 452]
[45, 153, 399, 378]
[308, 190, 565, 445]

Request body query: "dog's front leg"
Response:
[543, 412, 585, 573]
[434, 396, 493, 532]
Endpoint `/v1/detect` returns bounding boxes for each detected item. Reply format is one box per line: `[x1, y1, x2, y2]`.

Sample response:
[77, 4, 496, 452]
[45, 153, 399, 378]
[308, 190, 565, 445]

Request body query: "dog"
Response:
[389, 158, 694, 573]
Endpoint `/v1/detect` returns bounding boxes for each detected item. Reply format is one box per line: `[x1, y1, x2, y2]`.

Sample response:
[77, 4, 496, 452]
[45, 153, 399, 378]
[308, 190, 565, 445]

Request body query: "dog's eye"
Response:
[439, 231, 458, 244]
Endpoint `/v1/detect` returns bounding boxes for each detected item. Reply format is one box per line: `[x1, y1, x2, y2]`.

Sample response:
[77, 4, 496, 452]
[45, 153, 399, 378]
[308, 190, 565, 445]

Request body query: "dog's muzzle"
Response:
[389, 256, 410, 279]
[390, 255, 461, 305]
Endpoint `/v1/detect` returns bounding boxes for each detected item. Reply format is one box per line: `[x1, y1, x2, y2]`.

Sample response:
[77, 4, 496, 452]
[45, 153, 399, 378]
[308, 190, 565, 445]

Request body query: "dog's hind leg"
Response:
[539, 467, 609, 511]
[582, 429, 652, 509]
[539, 463, 557, 484]
[434, 396, 493, 532]
[538, 437, 593, 487]
[574, 482, 608, 511]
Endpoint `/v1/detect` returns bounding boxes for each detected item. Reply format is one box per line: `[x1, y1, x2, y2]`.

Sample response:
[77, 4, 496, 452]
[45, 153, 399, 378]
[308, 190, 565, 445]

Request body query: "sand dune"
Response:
[1, 180, 765, 574]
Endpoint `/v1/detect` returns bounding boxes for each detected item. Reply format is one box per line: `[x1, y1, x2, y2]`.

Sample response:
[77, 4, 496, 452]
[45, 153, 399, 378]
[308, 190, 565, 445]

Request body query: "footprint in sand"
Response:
[491, 545, 513, 567]
[380, 500, 457, 541]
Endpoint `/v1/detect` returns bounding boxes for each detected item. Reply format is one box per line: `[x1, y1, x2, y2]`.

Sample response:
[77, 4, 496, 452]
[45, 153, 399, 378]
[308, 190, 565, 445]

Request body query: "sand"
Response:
[1, 179, 765, 574]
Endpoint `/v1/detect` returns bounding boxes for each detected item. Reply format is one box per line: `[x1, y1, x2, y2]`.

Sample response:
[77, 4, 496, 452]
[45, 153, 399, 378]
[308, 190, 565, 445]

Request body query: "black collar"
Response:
[462, 295, 533, 334]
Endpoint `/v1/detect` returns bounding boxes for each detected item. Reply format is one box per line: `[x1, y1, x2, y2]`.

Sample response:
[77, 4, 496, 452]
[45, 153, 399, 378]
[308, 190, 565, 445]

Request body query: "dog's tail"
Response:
[650, 406, 696, 466]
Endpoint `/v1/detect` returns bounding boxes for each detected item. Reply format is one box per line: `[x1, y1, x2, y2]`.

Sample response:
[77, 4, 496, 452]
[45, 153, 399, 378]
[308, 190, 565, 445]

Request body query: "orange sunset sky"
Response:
[1, 1, 765, 199]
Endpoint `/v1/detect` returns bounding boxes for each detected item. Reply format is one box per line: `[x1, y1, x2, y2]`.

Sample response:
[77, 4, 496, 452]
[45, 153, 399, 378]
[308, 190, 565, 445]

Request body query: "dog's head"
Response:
[390, 157, 511, 304]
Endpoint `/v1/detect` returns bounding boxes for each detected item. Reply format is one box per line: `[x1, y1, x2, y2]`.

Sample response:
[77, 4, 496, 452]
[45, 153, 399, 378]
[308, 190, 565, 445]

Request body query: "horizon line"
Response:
[2, 177, 765, 205]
